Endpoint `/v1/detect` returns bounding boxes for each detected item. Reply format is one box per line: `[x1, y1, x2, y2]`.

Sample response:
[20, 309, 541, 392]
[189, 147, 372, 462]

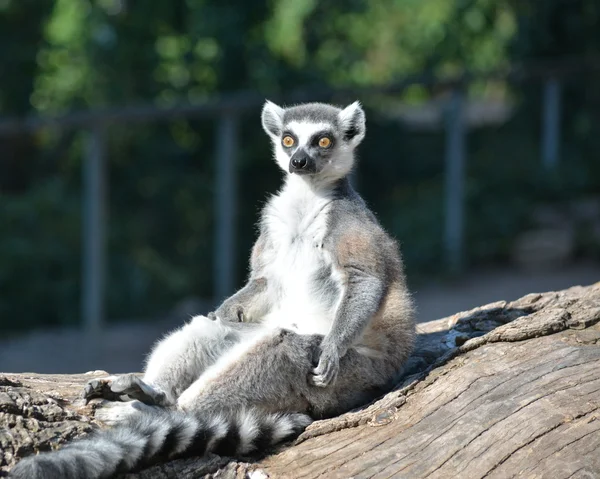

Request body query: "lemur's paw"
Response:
[214, 302, 246, 323]
[309, 343, 340, 387]
[82, 374, 168, 406]
[110, 373, 169, 406]
[82, 376, 122, 404]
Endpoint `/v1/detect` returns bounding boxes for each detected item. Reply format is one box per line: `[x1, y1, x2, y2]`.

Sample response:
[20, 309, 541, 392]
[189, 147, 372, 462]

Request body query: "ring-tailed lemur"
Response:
[9, 101, 415, 479]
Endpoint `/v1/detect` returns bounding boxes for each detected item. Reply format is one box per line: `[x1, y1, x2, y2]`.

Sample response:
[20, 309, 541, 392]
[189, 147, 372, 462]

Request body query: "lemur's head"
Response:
[261, 101, 366, 183]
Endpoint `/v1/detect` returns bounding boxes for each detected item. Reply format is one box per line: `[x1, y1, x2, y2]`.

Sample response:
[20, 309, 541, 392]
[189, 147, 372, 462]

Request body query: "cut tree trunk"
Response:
[2, 284, 600, 478]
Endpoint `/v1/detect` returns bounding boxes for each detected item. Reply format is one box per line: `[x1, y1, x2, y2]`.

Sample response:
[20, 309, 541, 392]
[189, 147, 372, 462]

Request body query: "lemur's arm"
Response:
[213, 233, 272, 323]
[311, 230, 385, 387]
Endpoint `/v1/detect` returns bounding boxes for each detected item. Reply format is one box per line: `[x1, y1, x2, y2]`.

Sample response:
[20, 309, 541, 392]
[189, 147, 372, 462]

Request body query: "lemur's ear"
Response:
[338, 101, 366, 145]
[261, 100, 285, 139]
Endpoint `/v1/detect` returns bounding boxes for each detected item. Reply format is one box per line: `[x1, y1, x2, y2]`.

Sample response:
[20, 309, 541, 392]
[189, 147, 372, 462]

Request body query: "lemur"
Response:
[9, 101, 415, 479]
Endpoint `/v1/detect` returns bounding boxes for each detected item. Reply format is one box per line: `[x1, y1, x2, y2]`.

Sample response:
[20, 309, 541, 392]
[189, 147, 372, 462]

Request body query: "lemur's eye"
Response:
[282, 136, 295, 148]
[318, 137, 332, 148]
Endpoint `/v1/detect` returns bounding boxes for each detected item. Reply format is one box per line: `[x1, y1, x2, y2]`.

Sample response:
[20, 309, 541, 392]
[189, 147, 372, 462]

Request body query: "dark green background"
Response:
[1, 0, 599, 332]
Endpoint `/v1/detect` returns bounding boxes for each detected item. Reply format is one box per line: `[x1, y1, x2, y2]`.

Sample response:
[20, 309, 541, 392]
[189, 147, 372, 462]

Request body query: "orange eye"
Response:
[319, 137, 332, 148]
[282, 136, 295, 147]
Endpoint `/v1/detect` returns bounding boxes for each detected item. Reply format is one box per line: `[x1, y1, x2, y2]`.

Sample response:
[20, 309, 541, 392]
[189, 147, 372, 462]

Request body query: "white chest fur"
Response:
[261, 177, 343, 335]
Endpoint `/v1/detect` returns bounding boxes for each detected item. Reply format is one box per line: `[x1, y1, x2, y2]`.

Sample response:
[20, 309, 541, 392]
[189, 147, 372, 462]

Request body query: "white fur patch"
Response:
[170, 416, 199, 456]
[267, 413, 311, 443]
[109, 427, 147, 467]
[237, 409, 260, 454]
[146, 418, 171, 457]
[262, 101, 285, 139]
[270, 415, 294, 442]
[206, 414, 229, 451]
[338, 101, 362, 124]
[94, 400, 145, 425]
[338, 101, 366, 145]
[189, 314, 229, 337]
[272, 413, 312, 444]
[286, 121, 331, 145]
[261, 176, 344, 335]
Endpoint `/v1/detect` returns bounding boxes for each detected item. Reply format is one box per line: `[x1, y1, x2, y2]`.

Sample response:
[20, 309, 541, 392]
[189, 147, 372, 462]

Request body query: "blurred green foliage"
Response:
[1, 0, 600, 332]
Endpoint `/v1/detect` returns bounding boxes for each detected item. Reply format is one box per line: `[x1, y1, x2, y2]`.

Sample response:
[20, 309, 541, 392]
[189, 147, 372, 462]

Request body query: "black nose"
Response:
[291, 157, 307, 169]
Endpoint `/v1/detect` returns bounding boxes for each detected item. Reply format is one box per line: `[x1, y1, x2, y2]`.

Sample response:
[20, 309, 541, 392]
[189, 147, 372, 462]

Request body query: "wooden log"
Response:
[2, 283, 599, 478]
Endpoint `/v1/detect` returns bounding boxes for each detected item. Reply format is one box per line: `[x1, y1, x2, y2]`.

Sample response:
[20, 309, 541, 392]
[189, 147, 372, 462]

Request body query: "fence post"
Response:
[82, 124, 107, 337]
[541, 78, 561, 170]
[444, 89, 466, 274]
[214, 113, 239, 303]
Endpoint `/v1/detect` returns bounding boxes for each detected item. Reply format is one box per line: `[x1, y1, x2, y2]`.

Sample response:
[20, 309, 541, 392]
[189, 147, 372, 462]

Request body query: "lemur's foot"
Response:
[83, 376, 122, 404]
[111, 373, 170, 406]
[83, 374, 169, 406]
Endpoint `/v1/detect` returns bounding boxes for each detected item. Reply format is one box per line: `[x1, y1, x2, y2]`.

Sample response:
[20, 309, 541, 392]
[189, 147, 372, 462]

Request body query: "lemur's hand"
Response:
[310, 340, 340, 387]
[213, 302, 245, 323]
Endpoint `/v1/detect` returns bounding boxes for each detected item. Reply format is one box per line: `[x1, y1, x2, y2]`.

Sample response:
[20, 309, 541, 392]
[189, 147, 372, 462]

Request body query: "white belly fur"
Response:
[263, 236, 337, 335]
[261, 178, 344, 336]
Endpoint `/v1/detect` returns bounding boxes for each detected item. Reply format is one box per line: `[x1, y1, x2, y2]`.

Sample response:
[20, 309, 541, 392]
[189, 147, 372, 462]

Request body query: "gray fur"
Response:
[284, 102, 341, 125]
[9, 101, 414, 479]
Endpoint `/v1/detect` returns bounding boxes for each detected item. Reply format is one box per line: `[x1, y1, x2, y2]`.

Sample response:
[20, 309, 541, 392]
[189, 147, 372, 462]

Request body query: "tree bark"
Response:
[2, 284, 600, 478]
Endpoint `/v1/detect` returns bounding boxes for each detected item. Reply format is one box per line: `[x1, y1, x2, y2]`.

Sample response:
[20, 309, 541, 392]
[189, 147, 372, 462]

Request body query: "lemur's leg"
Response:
[176, 328, 319, 414]
[83, 315, 262, 405]
[175, 328, 396, 419]
[141, 316, 264, 403]
[306, 347, 399, 418]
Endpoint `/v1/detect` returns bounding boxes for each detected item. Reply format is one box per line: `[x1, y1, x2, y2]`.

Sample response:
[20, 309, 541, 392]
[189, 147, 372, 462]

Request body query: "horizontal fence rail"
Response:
[1, 56, 597, 136]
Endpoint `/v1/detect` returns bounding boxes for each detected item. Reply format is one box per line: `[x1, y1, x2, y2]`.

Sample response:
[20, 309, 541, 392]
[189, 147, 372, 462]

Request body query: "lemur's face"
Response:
[261, 101, 366, 183]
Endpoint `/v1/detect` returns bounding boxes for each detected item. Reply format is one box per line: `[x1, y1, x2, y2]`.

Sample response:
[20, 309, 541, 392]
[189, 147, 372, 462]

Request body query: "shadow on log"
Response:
[2, 284, 600, 478]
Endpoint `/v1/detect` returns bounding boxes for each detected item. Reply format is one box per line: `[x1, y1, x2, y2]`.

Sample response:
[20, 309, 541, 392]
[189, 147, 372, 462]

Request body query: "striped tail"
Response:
[8, 407, 312, 479]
